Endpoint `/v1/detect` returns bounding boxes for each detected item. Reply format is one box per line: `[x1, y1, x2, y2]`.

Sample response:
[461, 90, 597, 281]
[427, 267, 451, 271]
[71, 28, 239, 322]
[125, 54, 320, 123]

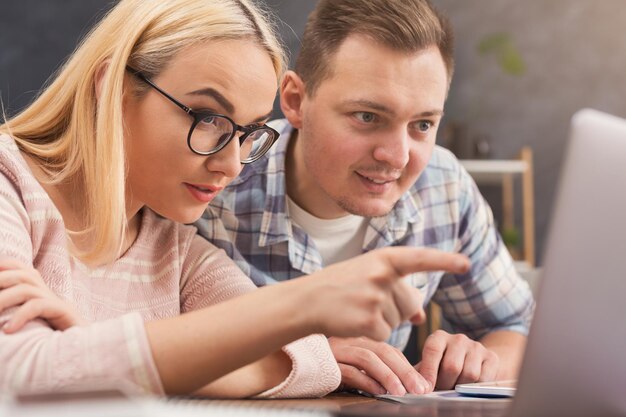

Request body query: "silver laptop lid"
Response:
[511, 109, 626, 417]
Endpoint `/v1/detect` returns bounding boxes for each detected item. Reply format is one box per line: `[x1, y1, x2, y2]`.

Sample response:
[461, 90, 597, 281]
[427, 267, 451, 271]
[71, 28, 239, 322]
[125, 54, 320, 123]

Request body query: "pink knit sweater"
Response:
[0, 134, 340, 398]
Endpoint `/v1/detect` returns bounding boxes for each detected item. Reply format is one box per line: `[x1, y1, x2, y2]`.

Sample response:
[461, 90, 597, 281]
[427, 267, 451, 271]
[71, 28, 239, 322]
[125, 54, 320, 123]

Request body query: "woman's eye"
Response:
[200, 115, 217, 125]
[354, 112, 377, 124]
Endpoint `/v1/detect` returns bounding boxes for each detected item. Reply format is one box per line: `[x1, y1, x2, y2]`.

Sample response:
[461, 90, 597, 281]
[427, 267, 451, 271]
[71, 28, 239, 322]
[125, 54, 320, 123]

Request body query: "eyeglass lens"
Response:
[189, 114, 275, 162]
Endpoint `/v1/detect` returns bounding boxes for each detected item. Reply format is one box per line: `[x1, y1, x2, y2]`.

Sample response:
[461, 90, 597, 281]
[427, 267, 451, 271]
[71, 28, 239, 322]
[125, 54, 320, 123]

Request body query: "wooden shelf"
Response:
[460, 159, 529, 184]
[460, 147, 535, 267]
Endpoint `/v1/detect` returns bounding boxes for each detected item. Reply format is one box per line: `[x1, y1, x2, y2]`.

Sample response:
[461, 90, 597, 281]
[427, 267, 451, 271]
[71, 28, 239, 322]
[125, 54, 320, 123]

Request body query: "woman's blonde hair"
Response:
[0, 0, 286, 264]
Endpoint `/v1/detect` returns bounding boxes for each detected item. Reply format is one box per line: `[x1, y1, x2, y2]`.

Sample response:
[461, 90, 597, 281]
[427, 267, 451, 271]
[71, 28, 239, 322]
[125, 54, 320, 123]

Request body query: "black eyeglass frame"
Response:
[125, 66, 279, 164]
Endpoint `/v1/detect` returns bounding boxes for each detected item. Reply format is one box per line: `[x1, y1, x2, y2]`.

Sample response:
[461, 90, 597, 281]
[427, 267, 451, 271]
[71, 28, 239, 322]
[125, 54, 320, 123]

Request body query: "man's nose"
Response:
[372, 129, 410, 170]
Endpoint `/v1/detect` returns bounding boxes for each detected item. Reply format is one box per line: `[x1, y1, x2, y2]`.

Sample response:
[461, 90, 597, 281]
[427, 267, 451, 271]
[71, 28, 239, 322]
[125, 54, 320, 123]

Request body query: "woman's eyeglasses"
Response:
[126, 66, 279, 164]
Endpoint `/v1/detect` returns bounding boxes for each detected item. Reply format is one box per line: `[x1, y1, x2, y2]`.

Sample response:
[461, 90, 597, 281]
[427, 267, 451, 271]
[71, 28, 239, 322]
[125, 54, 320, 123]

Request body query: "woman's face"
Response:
[123, 39, 278, 223]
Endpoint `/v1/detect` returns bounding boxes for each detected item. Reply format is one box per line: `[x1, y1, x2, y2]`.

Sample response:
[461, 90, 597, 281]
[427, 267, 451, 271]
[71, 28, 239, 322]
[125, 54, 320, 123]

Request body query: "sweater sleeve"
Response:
[179, 233, 341, 398]
[0, 168, 163, 395]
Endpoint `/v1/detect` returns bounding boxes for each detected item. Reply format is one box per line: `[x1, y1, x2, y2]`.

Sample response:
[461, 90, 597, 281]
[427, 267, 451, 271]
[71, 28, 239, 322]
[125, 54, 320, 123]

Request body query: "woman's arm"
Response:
[145, 247, 470, 395]
[0, 246, 468, 396]
[146, 278, 312, 396]
[171, 235, 340, 399]
[194, 349, 293, 398]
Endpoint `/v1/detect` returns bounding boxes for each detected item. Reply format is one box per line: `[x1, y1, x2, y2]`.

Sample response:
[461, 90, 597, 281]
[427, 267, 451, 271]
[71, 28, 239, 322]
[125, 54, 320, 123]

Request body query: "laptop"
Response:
[459, 109, 626, 416]
[506, 108, 626, 416]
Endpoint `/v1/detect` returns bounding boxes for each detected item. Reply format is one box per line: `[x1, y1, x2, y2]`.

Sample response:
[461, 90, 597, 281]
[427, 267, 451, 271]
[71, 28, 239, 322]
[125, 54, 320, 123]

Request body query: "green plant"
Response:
[478, 33, 526, 76]
[502, 226, 521, 248]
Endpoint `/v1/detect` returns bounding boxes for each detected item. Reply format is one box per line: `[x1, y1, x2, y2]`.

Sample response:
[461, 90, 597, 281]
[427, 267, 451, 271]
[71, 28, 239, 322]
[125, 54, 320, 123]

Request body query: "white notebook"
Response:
[2, 389, 332, 417]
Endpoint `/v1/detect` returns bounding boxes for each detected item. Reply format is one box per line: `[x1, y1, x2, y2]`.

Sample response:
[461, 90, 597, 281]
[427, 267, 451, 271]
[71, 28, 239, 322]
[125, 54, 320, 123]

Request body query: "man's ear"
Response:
[94, 61, 110, 102]
[280, 70, 307, 129]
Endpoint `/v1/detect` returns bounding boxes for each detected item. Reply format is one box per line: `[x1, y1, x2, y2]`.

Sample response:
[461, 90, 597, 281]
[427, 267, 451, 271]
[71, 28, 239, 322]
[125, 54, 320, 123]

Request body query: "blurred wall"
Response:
[0, 0, 112, 114]
[433, 0, 626, 263]
[2, 1, 625, 264]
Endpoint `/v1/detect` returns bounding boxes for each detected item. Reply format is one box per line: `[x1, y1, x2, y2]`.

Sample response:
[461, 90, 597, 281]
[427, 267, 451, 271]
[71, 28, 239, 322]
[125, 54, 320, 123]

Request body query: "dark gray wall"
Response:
[0, 0, 114, 115]
[3, 1, 622, 265]
[0, 0, 312, 117]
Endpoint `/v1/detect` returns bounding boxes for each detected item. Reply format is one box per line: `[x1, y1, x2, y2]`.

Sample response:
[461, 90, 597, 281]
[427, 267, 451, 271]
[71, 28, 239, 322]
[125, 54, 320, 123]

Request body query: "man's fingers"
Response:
[434, 341, 466, 389]
[345, 338, 430, 394]
[380, 247, 470, 278]
[338, 364, 386, 395]
[341, 346, 407, 395]
[362, 339, 430, 394]
[416, 331, 447, 390]
[457, 349, 483, 385]
[478, 351, 500, 382]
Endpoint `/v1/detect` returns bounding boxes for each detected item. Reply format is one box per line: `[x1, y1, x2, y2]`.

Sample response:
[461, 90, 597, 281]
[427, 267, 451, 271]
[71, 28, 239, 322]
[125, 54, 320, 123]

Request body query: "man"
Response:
[197, 0, 534, 396]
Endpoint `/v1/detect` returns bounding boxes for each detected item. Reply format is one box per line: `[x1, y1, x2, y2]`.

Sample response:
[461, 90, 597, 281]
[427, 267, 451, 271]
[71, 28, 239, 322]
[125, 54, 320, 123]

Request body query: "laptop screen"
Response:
[510, 109, 626, 417]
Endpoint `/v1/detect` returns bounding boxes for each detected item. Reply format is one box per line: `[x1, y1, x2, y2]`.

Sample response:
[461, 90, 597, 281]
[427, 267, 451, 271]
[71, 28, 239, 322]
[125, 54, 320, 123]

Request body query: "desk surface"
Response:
[6, 392, 512, 417]
[205, 393, 511, 417]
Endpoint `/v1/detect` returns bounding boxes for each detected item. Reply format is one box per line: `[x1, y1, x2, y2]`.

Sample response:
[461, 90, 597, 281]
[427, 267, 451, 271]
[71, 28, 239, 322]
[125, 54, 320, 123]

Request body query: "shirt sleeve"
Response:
[432, 165, 535, 340]
[179, 233, 340, 398]
[0, 171, 163, 395]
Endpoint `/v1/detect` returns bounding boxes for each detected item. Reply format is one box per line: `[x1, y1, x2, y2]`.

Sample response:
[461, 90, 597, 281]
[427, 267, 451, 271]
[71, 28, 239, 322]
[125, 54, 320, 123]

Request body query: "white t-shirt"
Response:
[287, 196, 368, 266]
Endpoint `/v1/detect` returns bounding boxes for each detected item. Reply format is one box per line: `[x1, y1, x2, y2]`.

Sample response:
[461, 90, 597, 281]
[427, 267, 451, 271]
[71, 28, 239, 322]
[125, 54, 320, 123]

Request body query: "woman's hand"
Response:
[0, 258, 86, 333]
[300, 247, 470, 342]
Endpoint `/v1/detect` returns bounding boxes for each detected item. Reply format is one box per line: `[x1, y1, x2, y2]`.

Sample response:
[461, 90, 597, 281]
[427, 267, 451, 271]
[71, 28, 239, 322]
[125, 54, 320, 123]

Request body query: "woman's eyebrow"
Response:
[251, 110, 274, 124]
[188, 87, 235, 114]
[187, 89, 273, 125]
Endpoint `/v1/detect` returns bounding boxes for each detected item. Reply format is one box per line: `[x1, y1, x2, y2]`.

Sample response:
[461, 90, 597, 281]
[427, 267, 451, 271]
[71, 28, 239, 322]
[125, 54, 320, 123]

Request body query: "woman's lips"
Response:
[184, 183, 223, 203]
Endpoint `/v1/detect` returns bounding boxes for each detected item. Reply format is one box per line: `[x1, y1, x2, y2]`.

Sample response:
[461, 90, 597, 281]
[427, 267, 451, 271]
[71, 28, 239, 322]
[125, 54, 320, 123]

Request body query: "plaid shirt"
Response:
[197, 119, 534, 350]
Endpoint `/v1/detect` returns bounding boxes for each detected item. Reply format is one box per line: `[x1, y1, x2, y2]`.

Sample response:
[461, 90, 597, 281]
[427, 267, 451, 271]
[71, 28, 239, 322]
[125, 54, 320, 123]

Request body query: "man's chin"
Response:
[337, 198, 396, 218]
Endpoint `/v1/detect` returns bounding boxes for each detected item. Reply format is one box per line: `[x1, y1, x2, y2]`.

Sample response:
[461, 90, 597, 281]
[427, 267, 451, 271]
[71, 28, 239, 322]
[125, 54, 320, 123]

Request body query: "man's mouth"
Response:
[357, 172, 400, 184]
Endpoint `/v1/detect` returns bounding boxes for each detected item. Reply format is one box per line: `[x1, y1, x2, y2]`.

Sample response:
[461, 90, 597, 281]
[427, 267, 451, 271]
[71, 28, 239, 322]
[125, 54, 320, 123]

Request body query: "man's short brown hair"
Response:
[295, 0, 454, 95]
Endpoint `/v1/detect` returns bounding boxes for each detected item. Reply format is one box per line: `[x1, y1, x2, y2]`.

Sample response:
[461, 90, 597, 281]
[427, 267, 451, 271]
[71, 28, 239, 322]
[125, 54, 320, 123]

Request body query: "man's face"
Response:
[287, 35, 449, 219]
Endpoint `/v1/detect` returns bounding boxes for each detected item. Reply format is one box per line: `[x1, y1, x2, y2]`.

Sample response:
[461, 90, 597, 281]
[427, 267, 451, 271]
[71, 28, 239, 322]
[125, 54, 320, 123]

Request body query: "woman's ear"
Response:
[93, 61, 110, 102]
[279, 71, 307, 129]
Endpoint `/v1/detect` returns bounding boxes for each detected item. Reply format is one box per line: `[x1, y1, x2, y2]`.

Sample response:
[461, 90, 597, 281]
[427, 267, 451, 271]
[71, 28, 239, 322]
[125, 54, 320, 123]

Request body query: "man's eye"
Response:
[414, 120, 434, 133]
[354, 112, 377, 123]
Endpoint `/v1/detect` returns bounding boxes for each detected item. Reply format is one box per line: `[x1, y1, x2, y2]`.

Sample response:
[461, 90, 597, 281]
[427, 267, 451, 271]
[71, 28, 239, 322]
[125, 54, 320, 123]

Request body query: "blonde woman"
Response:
[0, 0, 468, 398]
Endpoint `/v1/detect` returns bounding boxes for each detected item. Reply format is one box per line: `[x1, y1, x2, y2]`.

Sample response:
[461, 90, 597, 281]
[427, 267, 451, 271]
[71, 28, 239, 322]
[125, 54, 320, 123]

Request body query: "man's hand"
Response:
[415, 330, 500, 390]
[329, 337, 430, 396]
